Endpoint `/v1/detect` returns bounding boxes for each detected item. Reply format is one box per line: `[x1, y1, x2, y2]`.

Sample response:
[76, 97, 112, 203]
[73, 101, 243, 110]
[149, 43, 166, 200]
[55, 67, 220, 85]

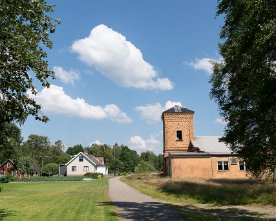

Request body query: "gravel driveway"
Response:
[108, 176, 184, 221]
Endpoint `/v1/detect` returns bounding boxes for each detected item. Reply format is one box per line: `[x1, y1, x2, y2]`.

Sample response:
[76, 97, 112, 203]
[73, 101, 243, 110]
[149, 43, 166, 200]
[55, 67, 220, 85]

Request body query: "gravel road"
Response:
[108, 176, 184, 221]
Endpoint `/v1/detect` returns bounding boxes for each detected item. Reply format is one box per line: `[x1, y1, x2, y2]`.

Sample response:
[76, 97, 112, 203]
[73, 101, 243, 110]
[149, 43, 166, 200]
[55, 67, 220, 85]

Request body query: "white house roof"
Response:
[192, 136, 232, 154]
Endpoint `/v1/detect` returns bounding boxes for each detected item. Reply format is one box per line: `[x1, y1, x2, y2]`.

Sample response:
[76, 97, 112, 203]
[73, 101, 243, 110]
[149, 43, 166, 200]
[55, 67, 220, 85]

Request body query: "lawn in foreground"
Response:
[0, 179, 118, 221]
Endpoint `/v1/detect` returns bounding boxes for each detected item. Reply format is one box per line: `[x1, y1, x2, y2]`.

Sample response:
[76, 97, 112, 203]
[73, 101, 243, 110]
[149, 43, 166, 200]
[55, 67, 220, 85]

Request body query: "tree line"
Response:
[0, 123, 163, 176]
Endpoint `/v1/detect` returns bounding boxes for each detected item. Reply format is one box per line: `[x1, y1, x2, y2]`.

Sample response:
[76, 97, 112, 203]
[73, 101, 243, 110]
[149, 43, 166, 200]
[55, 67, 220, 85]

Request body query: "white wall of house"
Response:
[97, 166, 108, 175]
[67, 155, 96, 176]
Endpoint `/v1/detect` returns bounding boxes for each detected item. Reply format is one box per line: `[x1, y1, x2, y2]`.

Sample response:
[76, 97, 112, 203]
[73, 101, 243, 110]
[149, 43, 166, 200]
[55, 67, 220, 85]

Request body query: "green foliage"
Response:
[119, 146, 139, 173]
[89, 143, 113, 165]
[84, 172, 103, 179]
[0, 123, 22, 162]
[16, 156, 37, 175]
[87, 143, 162, 174]
[134, 160, 156, 173]
[16, 176, 84, 182]
[0, 0, 60, 125]
[42, 163, 59, 175]
[0, 173, 16, 183]
[16, 136, 70, 175]
[140, 151, 163, 171]
[19, 134, 51, 169]
[66, 144, 84, 155]
[210, 0, 276, 178]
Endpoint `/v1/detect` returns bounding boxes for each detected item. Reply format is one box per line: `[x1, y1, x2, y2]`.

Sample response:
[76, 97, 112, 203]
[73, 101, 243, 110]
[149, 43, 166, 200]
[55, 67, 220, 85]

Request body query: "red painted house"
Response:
[0, 159, 15, 175]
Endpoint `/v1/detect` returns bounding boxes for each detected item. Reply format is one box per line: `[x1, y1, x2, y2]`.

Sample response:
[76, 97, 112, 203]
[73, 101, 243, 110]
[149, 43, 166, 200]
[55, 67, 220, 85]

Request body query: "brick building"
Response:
[162, 105, 248, 179]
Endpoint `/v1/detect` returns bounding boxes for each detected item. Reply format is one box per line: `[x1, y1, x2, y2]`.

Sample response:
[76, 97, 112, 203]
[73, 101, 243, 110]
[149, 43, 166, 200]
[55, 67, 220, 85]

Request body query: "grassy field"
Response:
[122, 174, 276, 220]
[122, 173, 276, 206]
[0, 179, 118, 221]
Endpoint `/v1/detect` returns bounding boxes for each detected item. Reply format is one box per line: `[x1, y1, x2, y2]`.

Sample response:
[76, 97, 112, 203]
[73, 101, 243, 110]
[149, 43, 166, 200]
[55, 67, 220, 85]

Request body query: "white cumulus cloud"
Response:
[135, 101, 182, 123]
[72, 24, 173, 91]
[187, 57, 217, 75]
[28, 84, 132, 124]
[53, 66, 80, 85]
[128, 135, 161, 154]
[89, 140, 102, 146]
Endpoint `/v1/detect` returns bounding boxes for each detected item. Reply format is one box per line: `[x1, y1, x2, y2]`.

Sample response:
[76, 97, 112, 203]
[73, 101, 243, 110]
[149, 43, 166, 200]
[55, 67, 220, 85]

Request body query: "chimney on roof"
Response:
[83, 149, 89, 155]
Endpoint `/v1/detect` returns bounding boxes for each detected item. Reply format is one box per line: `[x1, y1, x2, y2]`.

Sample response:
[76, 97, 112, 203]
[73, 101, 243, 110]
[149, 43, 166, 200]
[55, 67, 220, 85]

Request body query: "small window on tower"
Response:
[176, 130, 182, 141]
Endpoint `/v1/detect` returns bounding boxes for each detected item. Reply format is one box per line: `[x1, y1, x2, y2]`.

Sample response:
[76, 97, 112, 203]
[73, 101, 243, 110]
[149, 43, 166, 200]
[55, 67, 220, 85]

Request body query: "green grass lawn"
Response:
[0, 179, 118, 221]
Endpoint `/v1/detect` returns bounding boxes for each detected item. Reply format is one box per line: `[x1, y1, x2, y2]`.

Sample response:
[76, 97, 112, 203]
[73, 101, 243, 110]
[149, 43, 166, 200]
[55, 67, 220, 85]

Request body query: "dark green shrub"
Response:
[84, 172, 103, 179]
[0, 174, 16, 183]
[15, 176, 84, 182]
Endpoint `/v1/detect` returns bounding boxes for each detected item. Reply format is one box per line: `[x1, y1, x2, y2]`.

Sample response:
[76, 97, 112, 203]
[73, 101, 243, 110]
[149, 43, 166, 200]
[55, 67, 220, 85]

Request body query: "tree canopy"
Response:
[0, 0, 59, 126]
[0, 123, 22, 162]
[210, 0, 276, 177]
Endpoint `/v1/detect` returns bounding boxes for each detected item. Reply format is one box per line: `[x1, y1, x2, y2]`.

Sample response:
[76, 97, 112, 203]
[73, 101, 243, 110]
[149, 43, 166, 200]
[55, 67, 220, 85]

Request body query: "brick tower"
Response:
[162, 105, 194, 174]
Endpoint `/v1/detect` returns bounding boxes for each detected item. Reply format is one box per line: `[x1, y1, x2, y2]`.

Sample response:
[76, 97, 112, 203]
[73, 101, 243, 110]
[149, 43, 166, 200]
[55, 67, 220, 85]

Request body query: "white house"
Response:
[59, 150, 108, 176]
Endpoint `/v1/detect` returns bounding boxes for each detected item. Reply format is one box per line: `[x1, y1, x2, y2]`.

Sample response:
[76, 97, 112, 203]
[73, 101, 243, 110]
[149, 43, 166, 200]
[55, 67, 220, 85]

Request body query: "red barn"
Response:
[0, 159, 15, 175]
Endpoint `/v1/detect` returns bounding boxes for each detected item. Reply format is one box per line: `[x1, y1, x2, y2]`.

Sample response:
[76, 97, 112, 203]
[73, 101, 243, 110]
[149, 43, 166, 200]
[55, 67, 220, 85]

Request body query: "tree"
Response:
[134, 161, 156, 173]
[89, 144, 113, 165]
[119, 146, 139, 173]
[42, 163, 59, 176]
[140, 151, 163, 171]
[0, 0, 59, 126]
[0, 123, 22, 162]
[49, 140, 69, 164]
[66, 144, 84, 156]
[210, 0, 276, 178]
[20, 134, 51, 168]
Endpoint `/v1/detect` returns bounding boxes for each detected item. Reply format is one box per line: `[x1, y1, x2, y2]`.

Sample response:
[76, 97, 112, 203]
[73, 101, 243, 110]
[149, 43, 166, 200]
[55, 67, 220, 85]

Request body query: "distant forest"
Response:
[0, 123, 163, 176]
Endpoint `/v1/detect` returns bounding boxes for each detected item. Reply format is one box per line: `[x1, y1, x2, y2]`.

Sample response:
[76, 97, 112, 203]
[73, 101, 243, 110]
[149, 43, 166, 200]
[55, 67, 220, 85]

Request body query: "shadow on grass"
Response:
[0, 209, 16, 220]
[99, 201, 271, 221]
[160, 179, 275, 205]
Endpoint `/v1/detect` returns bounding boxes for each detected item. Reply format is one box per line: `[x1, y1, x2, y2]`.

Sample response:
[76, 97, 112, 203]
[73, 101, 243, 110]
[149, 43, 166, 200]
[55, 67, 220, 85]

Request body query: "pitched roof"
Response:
[191, 136, 232, 154]
[86, 154, 104, 166]
[0, 159, 14, 168]
[66, 152, 104, 166]
[162, 105, 194, 117]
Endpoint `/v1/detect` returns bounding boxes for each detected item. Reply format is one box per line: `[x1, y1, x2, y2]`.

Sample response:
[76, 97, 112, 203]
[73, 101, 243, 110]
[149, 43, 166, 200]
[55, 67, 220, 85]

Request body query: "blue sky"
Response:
[22, 0, 226, 154]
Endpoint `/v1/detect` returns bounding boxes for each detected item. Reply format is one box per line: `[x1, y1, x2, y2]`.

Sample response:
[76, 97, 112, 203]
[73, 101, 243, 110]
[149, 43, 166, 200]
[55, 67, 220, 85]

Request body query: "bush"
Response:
[0, 174, 16, 183]
[134, 161, 156, 173]
[16, 176, 84, 182]
[84, 172, 103, 179]
[42, 163, 59, 176]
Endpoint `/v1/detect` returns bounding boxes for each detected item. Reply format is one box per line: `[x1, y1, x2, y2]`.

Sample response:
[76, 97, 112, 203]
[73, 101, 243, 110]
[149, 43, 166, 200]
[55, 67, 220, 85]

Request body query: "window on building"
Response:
[72, 166, 77, 171]
[231, 158, 237, 165]
[83, 166, 89, 171]
[217, 161, 229, 171]
[239, 161, 246, 171]
[176, 130, 182, 141]
[79, 155, 83, 162]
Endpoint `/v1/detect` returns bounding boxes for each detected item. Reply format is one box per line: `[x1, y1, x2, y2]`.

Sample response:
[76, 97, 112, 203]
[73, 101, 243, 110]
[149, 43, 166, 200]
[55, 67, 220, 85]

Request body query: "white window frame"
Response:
[239, 161, 246, 171]
[83, 166, 89, 171]
[217, 161, 229, 171]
